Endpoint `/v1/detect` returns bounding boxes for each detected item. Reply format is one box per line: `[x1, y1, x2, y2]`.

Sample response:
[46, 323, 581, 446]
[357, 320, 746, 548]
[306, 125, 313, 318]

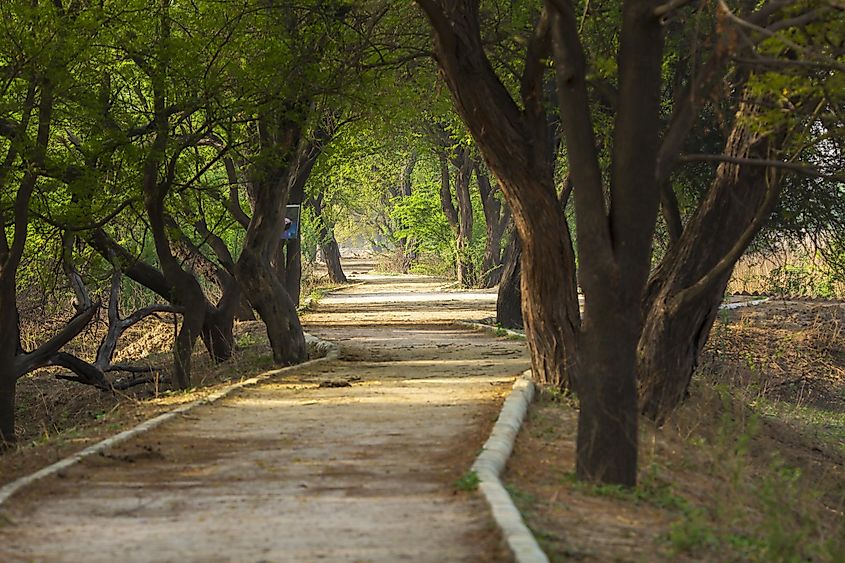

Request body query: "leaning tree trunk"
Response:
[419, 2, 581, 389]
[238, 245, 306, 365]
[148, 218, 207, 389]
[497, 232, 523, 329]
[514, 178, 580, 389]
[311, 194, 347, 283]
[321, 236, 347, 283]
[237, 131, 307, 365]
[638, 114, 779, 422]
[453, 152, 475, 287]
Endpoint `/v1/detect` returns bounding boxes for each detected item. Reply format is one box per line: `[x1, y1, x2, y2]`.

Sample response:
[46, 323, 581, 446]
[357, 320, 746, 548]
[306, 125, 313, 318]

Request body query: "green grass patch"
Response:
[454, 470, 480, 492]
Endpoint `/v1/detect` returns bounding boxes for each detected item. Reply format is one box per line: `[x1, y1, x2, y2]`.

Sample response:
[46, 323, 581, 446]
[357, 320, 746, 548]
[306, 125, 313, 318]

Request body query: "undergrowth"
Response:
[506, 301, 845, 562]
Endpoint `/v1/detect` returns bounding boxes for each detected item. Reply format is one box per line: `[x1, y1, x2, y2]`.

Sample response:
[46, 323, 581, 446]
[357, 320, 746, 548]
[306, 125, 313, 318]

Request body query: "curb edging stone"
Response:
[459, 319, 548, 562]
[0, 333, 340, 507]
[460, 297, 774, 562]
[474, 373, 548, 563]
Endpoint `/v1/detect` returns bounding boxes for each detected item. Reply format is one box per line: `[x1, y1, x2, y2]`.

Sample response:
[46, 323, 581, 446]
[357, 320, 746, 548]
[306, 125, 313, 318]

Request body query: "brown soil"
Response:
[3, 268, 350, 487]
[505, 299, 845, 562]
[0, 269, 529, 562]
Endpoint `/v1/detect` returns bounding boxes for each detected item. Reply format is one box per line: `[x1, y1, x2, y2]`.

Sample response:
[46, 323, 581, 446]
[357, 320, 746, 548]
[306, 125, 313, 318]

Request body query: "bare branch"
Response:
[51, 352, 110, 390]
[670, 168, 781, 310]
[680, 153, 845, 182]
[520, 8, 551, 115]
[15, 304, 99, 378]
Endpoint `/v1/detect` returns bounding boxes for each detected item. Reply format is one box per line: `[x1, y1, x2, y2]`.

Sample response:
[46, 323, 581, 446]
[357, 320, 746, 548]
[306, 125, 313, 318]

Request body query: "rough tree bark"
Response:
[496, 232, 523, 329]
[548, 0, 665, 485]
[476, 162, 511, 288]
[452, 148, 475, 287]
[417, 1, 580, 394]
[310, 193, 347, 283]
[419, 0, 665, 485]
[236, 111, 307, 365]
[387, 151, 419, 272]
[638, 102, 782, 422]
[434, 131, 476, 287]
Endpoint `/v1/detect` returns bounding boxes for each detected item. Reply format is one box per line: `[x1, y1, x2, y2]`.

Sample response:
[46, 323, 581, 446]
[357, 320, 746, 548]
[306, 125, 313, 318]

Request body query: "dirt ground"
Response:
[504, 299, 845, 562]
[0, 271, 530, 562]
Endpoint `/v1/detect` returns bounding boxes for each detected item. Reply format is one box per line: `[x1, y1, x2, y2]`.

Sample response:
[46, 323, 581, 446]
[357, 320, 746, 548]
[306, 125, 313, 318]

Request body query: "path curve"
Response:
[0, 273, 530, 562]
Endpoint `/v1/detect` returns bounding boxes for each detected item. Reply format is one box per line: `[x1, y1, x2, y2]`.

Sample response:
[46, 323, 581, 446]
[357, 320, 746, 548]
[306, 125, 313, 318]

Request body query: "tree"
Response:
[309, 192, 348, 283]
[0, 0, 111, 444]
[476, 161, 511, 288]
[417, 0, 841, 484]
[432, 127, 476, 286]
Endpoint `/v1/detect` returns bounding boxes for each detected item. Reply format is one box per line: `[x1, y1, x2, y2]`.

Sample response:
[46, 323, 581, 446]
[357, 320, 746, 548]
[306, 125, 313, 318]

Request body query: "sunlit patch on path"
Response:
[0, 272, 529, 562]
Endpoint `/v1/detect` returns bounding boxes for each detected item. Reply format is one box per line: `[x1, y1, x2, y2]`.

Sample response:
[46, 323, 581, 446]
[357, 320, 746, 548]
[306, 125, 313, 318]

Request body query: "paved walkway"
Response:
[0, 274, 530, 562]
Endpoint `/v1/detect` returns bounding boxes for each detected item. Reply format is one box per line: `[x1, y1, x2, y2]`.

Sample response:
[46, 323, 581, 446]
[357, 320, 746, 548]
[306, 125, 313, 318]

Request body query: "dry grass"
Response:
[2, 275, 345, 486]
[728, 248, 845, 298]
[505, 300, 845, 562]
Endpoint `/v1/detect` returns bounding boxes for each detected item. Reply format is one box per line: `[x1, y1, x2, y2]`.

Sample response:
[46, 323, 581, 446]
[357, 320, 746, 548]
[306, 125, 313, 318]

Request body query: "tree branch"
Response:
[680, 153, 845, 182]
[520, 8, 551, 116]
[15, 304, 99, 378]
[669, 168, 781, 310]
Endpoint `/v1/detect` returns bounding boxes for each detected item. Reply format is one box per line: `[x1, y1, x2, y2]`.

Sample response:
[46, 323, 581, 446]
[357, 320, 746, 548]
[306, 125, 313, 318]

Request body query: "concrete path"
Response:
[0, 273, 530, 562]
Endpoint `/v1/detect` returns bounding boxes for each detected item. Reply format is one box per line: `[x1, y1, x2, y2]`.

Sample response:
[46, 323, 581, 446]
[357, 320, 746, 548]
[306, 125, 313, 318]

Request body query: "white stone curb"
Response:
[459, 320, 547, 561]
[720, 297, 769, 310]
[0, 333, 340, 507]
[456, 320, 525, 339]
[460, 297, 773, 562]
[473, 373, 548, 563]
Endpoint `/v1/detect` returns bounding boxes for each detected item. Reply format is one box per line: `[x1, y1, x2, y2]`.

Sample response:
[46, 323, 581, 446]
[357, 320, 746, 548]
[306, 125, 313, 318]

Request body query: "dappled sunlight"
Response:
[227, 391, 505, 409]
[321, 292, 497, 304]
[348, 358, 527, 369]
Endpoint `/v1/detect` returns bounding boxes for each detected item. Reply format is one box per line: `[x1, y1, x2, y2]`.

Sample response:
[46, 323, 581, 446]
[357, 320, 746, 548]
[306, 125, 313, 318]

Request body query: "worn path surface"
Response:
[0, 273, 530, 562]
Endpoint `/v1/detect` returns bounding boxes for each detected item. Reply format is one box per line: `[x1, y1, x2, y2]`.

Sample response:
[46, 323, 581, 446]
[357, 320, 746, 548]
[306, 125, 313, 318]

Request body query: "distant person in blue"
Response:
[282, 217, 298, 240]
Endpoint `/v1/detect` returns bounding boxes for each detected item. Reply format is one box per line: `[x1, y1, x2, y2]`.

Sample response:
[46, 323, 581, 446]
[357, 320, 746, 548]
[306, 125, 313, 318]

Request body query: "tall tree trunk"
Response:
[576, 309, 640, 485]
[476, 163, 510, 288]
[638, 110, 780, 422]
[146, 201, 206, 389]
[236, 113, 307, 365]
[515, 178, 579, 389]
[310, 193, 347, 284]
[0, 278, 20, 446]
[438, 149, 476, 287]
[395, 151, 418, 272]
[419, 2, 580, 389]
[497, 232, 523, 329]
[321, 237, 347, 283]
[454, 151, 475, 287]
[0, 73, 54, 446]
[238, 245, 306, 365]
